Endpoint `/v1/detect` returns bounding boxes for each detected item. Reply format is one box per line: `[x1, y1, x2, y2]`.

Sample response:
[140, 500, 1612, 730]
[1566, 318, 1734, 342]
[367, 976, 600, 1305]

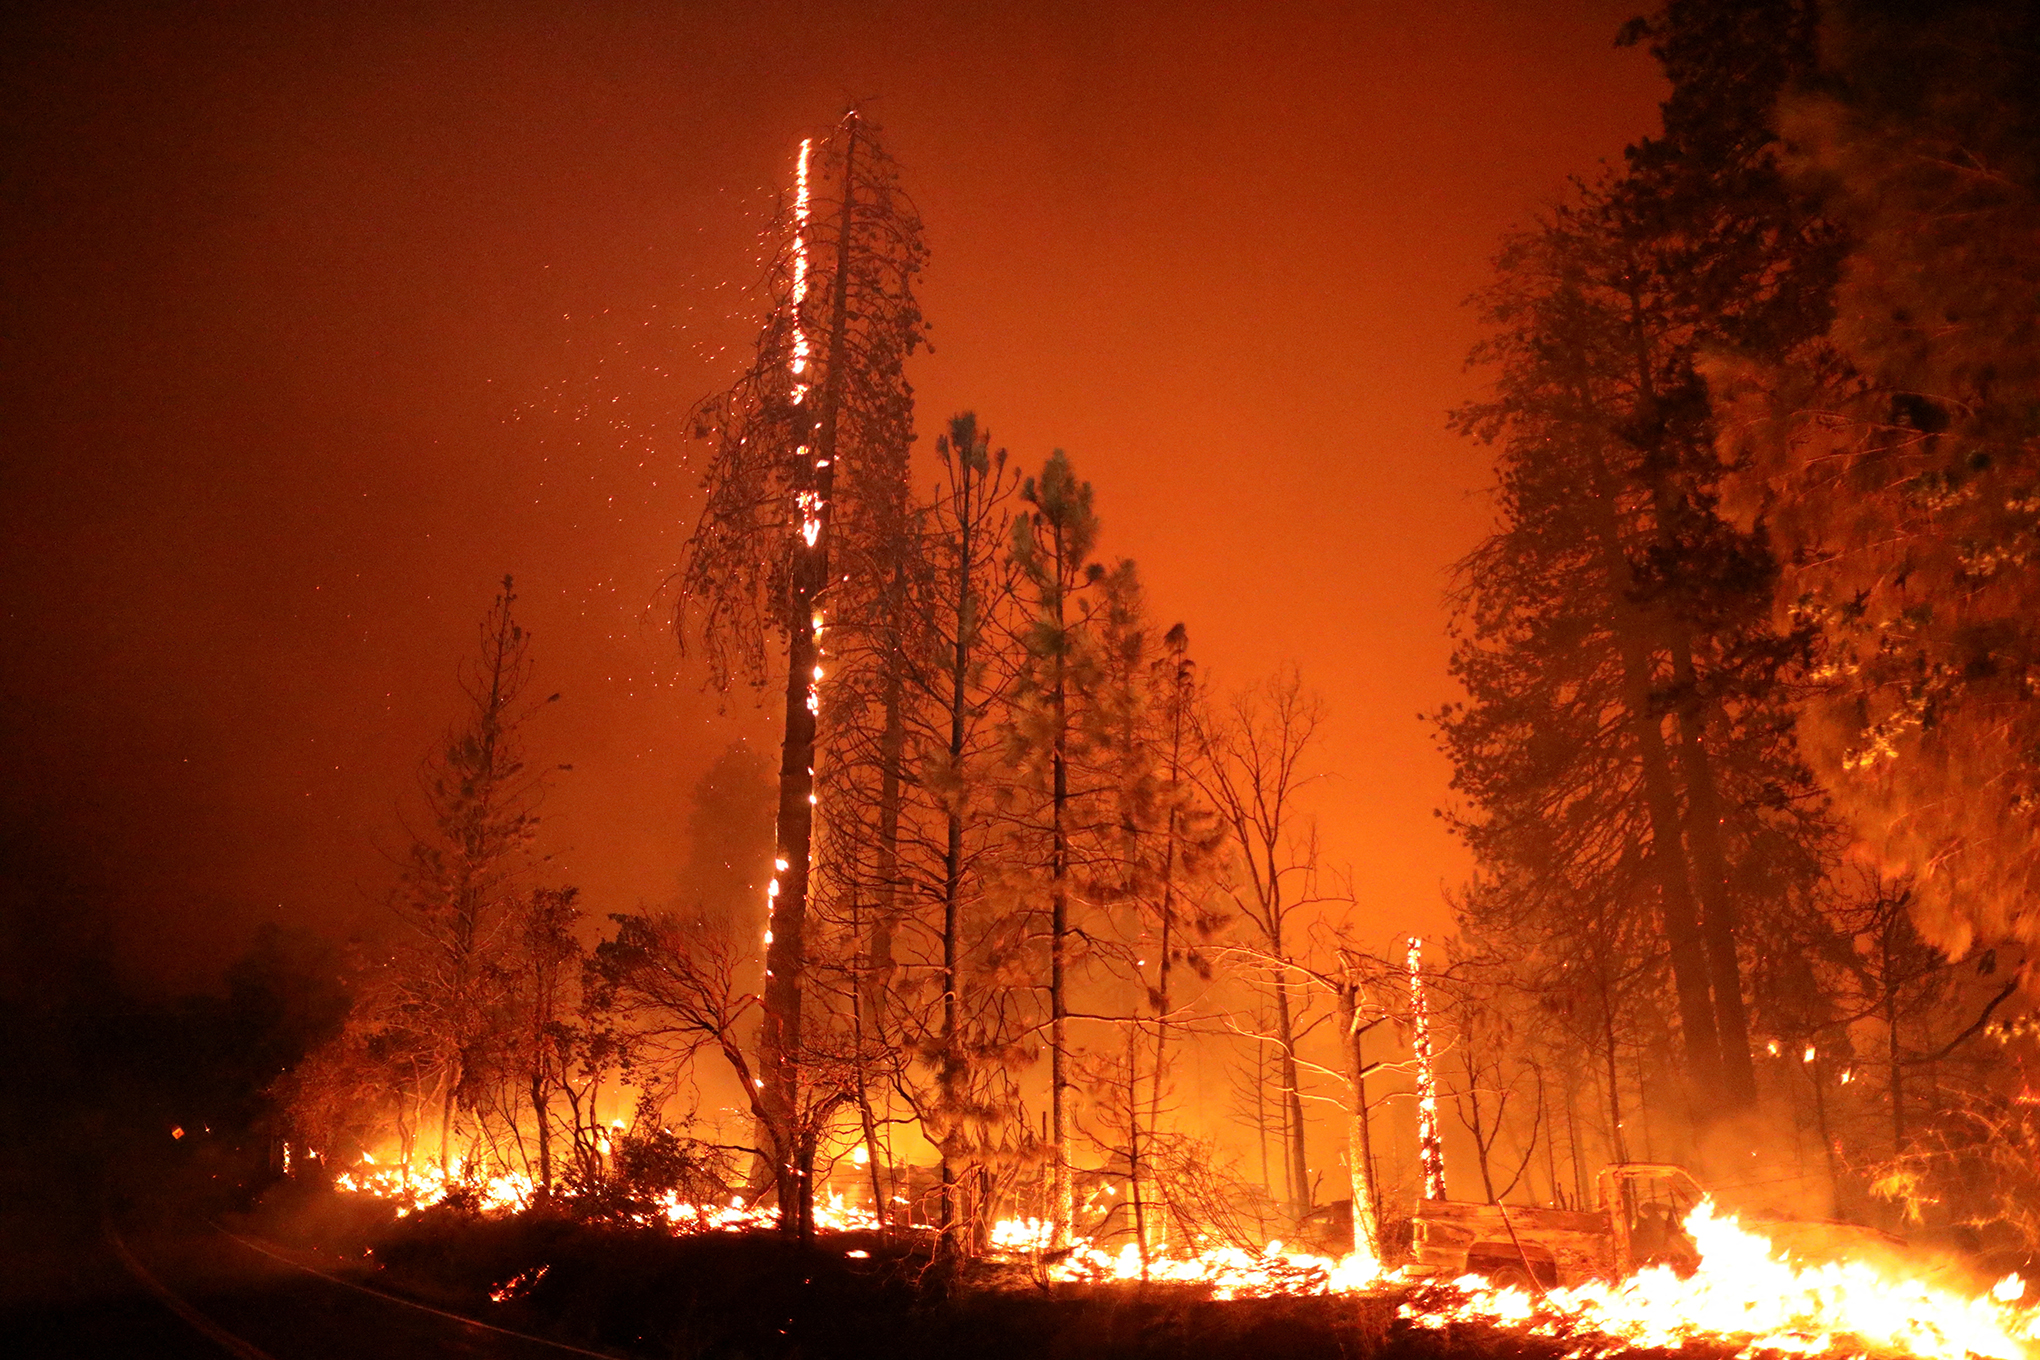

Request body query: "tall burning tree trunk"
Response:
[1408, 938, 1446, 1201]
[675, 102, 926, 1206]
[759, 122, 861, 1239]
[667, 111, 924, 1235]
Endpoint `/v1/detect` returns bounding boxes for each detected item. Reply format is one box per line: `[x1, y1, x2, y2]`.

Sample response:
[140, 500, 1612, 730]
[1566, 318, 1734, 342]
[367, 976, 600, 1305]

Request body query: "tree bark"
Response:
[939, 578, 969, 1243]
[1337, 981, 1382, 1260]
[1049, 518, 1073, 1248]
[1147, 653, 1189, 1205]
[1582, 472, 1723, 1092]
[530, 1071, 552, 1199]
[1272, 963, 1311, 1218]
[760, 116, 860, 1239]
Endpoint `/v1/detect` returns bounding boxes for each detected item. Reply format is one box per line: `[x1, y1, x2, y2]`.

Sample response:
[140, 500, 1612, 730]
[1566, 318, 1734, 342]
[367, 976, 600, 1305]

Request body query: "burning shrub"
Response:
[1872, 1083, 2040, 1271]
[611, 1123, 733, 1207]
[556, 1102, 736, 1225]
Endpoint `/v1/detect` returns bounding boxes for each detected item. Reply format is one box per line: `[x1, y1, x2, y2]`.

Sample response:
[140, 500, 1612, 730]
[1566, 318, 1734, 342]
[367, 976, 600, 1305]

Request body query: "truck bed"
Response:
[1412, 1199, 1612, 1286]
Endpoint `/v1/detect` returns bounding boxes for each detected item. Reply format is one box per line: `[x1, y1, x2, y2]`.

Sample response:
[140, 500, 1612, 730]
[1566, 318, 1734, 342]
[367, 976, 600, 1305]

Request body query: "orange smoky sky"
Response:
[0, 1, 1665, 989]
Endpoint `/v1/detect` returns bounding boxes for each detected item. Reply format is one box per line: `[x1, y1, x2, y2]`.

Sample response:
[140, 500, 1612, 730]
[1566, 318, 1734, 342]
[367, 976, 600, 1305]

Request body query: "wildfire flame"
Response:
[489, 1263, 548, 1303]
[789, 138, 811, 396]
[331, 1158, 2037, 1357]
[1402, 1201, 2038, 1360]
[1408, 936, 1445, 1201]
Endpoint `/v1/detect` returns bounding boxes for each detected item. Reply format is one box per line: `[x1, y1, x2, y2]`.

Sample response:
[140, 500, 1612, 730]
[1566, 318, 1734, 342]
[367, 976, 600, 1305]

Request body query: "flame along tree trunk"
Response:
[675, 113, 926, 1237]
[756, 122, 855, 1238]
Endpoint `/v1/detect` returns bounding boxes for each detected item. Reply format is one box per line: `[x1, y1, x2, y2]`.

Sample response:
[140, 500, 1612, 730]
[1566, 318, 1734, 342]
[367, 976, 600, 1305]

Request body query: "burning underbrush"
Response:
[288, 1159, 2040, 1360]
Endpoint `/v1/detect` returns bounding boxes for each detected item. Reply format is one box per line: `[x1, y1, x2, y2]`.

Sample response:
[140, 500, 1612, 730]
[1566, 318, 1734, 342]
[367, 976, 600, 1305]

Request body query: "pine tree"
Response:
[1438, 1, 1842, 1123]
[1004, 449, 1108, 1247]
[672, 112, 926, 1234]
[909, 413, 1025, 1245]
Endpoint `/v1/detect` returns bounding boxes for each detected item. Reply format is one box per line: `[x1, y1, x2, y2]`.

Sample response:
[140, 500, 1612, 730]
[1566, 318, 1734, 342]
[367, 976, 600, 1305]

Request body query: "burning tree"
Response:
[671, 111, 926, 1235]
[1708, 0, 2040, 981]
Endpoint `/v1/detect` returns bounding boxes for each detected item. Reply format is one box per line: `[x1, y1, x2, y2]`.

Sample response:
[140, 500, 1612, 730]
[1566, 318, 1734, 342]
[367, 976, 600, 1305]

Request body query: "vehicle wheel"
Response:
[1485, 1264, 1536, 1291]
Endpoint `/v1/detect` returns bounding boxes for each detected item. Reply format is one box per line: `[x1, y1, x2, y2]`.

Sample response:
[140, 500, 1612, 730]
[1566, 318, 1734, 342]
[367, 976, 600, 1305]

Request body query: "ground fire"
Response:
[321, 1142, 2038, 1359]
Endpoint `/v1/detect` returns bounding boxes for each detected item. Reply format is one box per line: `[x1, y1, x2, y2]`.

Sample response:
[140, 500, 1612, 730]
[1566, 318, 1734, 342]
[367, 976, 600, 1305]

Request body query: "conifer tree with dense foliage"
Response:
[1001, 449, 1108, 1247]
[1437, 0, 1843, 1129]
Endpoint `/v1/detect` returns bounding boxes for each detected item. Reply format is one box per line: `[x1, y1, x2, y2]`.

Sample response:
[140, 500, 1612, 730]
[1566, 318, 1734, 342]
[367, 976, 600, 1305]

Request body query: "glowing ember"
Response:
[489, 1264, 548, 1303]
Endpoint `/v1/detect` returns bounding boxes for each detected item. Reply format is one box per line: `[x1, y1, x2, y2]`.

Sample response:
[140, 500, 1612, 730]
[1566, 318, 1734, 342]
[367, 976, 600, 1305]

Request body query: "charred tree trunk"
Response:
[1126, 1023, 1148, 1272]
[1598, 967, 1630, 1164]
[1884, 932, 1906, 1156]
[1049, 524, 1073, 1248]
[936, 439, 986, 1248]
[530, 1071, 552, 1199]
[1649, 474, 1757, 1110]
[1582, 470, 1722, 1092]
[440, 1074, 458, 1175]
[760, 118, 861, 1240]
[1272, 965, 1311, 1219]
[1337, 980, 1382, 1259]
[1147, 646, 1191, 1195]
[868, 554, 906, 1029]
